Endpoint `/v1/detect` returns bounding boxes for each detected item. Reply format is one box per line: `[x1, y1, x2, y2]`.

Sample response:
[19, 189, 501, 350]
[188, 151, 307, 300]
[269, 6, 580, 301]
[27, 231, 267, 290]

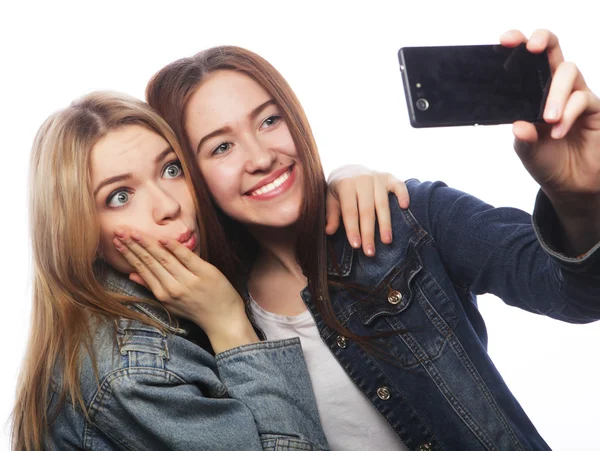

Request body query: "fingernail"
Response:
[384, 231, 393, 243]
[352, 237, 361, 248]
[131, 231, 142, 242]
[113, 238, 124, 250]
[545, 106, 559, 120]
[114, 228, 125, 238]
[551, 125, 562, 138]
[366, 244, 375, 256]
[159, 238, 169, 246]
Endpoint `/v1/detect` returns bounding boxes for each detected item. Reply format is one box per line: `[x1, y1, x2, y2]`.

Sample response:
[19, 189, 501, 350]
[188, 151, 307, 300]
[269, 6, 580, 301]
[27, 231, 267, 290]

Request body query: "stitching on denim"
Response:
[356, 236, 428, 326]
[420, 356, 500, 451]
[400, 287, 502, 450]
[272, 438, 314, 450]
[133, 303, 187, 335]
[441, 334, 525, 451]
[86, 367, 188, 450]
[414, 279, 525, 450]
[415, 274, 458, 337]
[83, 413, 135, 450]
[216, 337, 301, 360]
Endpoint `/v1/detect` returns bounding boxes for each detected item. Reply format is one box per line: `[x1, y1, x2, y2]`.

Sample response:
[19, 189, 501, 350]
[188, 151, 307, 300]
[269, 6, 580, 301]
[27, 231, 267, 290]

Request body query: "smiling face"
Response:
[185, 70, 303, 231]
[90, 124, 198, 274]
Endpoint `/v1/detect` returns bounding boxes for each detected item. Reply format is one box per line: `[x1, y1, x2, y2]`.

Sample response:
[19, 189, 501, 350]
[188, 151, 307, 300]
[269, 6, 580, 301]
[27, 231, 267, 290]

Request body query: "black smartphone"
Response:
[398, 43, 552, 128]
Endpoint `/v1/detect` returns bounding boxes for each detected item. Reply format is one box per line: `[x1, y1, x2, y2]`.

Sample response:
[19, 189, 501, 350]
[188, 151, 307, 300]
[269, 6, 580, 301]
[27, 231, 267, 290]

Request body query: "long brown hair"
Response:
[12, 92, 200, 451]
[146, 46, 367, 349]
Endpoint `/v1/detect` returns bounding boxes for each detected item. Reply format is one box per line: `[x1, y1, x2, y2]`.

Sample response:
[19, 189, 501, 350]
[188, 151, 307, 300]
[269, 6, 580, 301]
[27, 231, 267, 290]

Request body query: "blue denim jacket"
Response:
[46, 270, 329, 450]
[304, 179, 600, 451]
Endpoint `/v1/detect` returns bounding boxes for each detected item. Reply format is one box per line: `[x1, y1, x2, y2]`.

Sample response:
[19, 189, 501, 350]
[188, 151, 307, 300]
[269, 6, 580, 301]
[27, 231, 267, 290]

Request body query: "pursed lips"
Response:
[177, 229, 197, 251]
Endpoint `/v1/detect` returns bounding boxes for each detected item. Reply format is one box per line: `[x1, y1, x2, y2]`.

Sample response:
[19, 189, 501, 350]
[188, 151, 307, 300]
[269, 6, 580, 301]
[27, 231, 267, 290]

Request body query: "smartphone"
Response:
[398, 43, 552, 128]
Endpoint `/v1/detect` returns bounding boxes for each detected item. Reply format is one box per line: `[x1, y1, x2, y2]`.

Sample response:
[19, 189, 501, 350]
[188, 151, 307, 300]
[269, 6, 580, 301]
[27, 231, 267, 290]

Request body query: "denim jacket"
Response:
[46, 270, 329, 450]
[305, 179, 600, 451]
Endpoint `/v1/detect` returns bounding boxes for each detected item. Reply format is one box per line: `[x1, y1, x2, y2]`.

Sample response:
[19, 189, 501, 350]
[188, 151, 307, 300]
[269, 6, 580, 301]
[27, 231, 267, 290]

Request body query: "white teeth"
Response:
[250, 168, 291, 196]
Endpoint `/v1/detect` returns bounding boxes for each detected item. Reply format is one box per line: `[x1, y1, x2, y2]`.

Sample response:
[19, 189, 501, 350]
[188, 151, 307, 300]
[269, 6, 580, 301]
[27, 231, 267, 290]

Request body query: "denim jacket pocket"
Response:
[354, 243, 460, 369]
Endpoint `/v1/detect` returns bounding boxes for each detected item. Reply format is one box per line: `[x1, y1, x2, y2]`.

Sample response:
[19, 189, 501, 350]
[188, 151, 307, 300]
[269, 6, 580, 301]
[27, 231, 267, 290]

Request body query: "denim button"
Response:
[336, 335, 348, 349]
[417, 443, 432, 451]
[388, 290, 403, 305]
[376, 386, 390, 400]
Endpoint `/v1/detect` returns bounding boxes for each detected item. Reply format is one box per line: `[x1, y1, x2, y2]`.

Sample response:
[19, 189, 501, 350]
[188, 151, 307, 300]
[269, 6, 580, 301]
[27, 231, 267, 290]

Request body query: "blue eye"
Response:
[163, 161, 183, 179]
[211, 142, 232, 156]
[261, 115, 282, 129]
[106, 190, 132, 208]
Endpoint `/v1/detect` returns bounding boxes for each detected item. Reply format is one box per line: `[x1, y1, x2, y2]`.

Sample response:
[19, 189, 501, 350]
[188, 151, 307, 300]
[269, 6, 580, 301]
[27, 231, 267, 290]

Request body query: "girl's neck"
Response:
[247, 224, 308, 316]
[249, 224, 304, 281]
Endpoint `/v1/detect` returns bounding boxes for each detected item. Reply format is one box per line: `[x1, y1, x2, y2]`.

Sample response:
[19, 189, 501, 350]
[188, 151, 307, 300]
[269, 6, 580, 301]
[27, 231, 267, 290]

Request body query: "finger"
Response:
[526, 29, 564, 71]
[160, 238, 208, 274]
[374, 176, 392, 244]
[129, 272, 149, 290]
[499, 29, 527, 48]
[113, 236, 166, 299]
[336, 182, 361, 249]
[325, 189, 342, 235]
[551, 90, 600, 139]
[500, 29, 564, 74]
[544, 62, 587, 124]
[388, 176, 410, 209]
[356, 178, 376, 256]
[115, 229, 181, 285]
[512, 121, 542, 162]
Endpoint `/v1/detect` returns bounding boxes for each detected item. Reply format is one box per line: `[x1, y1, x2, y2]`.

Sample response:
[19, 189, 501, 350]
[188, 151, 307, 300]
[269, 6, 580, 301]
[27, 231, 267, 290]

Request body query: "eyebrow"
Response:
[196, 99, 277, 154]
[155, 146, 175, 163]
[93, 174, 132, 197]
[93, 146, 175, 197]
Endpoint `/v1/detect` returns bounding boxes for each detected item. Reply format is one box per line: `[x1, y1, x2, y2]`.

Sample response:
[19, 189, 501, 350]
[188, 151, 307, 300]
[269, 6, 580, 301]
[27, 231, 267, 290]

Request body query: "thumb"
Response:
[512, 121, 541, 163]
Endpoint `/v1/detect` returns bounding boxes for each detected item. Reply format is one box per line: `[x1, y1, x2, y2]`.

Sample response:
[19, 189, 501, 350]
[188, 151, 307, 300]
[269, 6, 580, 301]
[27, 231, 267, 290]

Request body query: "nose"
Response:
[150, 184, 182, 224]
[243, 135, 276, 174]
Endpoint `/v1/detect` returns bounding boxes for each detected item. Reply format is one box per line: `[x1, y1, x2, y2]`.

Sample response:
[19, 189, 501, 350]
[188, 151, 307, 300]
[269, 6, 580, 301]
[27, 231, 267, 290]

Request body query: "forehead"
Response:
[187, 70, 272, 124]
[90, 125, 169, 181]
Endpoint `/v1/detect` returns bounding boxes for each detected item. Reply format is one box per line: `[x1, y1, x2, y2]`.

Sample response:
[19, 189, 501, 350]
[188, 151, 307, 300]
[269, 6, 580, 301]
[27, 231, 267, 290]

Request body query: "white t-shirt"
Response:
[249, 297, 408, 451]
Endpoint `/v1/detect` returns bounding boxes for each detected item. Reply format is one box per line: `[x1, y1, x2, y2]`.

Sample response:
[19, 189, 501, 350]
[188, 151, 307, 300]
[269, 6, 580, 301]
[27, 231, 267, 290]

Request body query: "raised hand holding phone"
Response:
[112, 228, 259, 353]
[504, 29, 600, 256]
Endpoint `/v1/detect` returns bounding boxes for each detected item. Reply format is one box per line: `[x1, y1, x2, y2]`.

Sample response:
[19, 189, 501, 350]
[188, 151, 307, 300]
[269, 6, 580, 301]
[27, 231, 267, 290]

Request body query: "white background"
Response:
[1, 1, 599, 450]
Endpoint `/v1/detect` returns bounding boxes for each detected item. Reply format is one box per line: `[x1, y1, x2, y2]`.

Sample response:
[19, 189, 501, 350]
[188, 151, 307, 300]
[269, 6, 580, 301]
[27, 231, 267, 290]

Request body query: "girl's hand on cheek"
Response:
[112, 227, 259, 352]
[326, 165, 409, 257]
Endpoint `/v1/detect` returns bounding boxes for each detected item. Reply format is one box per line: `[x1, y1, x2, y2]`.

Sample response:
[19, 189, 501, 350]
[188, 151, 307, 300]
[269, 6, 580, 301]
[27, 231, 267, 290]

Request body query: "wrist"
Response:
[206, 315, 260, 354]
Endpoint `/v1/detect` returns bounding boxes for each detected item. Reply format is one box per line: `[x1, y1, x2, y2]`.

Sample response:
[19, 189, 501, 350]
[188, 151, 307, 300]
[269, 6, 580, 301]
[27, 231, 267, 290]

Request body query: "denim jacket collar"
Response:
[102, 267, 188, 336]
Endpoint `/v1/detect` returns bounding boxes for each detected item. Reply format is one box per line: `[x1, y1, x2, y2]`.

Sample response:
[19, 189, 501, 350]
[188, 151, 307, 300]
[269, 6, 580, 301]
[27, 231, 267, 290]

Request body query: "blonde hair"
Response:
[11, 92, 201, 450]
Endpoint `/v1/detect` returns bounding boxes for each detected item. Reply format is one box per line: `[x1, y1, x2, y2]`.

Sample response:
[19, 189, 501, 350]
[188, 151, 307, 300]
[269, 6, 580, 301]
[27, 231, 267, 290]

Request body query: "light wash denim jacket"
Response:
[301, 179, 600, 451]
[46, 269, 329, 450]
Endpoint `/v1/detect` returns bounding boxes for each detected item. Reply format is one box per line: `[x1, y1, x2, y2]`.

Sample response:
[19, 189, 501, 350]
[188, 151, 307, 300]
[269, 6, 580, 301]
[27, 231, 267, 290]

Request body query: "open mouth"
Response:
[247, 165, 295, 198]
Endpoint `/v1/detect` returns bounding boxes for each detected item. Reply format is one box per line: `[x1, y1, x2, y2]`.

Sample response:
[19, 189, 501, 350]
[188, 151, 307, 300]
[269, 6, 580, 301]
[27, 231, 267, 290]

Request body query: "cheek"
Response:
[199, 161, 240, 206]
[96, 206, 153, 274]
[96, 213, 130, 273]
[276, 124, 298, 158]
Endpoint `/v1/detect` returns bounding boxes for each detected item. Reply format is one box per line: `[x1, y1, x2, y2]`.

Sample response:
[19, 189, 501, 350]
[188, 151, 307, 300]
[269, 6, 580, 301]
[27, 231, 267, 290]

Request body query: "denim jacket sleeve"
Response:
[406, 179, 600, 323]
[88, 337, 329, 451]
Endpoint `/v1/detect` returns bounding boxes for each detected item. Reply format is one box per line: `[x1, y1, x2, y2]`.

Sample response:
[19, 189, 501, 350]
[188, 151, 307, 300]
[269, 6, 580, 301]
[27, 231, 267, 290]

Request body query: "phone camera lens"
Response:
[416, 98, 429, 111]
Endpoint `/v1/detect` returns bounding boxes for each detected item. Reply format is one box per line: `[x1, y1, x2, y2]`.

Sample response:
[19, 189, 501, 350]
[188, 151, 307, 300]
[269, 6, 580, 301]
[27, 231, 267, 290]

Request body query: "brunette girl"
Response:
[133, 29, 600, 450]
